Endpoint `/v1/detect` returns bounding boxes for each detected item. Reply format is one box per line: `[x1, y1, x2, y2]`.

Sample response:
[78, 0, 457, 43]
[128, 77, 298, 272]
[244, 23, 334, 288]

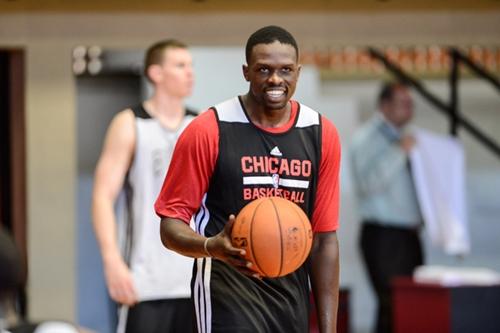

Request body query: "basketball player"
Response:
[92, 39, 196, 333]
[155, 26, 341, 332]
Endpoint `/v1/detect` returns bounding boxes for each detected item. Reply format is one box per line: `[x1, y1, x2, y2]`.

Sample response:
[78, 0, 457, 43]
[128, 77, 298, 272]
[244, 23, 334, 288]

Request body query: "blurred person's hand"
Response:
[400, 134, 416, 153]
[103, 254, 138, 306]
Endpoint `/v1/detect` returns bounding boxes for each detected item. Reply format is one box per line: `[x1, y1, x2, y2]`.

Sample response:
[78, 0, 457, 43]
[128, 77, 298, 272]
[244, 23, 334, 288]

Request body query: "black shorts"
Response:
[123, 298, 195, 333]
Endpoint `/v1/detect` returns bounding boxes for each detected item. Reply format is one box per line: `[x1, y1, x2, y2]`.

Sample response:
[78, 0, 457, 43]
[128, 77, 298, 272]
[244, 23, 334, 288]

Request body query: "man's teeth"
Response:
[267, 90, 284, 97]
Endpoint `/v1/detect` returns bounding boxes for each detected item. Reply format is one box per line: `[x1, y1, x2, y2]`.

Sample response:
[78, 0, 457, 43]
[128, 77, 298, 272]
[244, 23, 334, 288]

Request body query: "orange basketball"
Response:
[231, 196, 313, 278]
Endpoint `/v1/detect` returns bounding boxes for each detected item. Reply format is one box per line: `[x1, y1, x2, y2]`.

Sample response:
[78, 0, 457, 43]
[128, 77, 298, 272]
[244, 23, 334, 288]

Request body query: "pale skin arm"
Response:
[160, 216, 256, 276]
[309, 231, 340, 333]
[92, 110, 138, 306]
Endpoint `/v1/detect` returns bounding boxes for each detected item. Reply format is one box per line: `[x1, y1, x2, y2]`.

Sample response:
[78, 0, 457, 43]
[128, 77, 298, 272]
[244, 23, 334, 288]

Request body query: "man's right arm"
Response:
[159, 216, 252, 274]
[92, 110, 138, 306]
[153, 110, 254, 275]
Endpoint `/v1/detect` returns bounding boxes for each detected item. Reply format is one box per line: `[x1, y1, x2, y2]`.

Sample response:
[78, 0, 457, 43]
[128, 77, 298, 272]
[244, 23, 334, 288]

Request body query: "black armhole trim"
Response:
[123, 172, 135, 266]
[310, 114, 323, 222]
[186, 108, 199, 117]
[207, 107, 221, 194]
[294, 102, 301, 128]
[132, 104, 198, 118]
[318, 114, 323, 167]
[131, 104, 150, 119]
[211, 106, 220, 122]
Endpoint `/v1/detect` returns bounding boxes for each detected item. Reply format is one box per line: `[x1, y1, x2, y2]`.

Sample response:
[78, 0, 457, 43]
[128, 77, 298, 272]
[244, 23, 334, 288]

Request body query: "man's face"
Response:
[243, 41, 301, 112]
[382, 86, 414, 128]
[154, 47, 194, 98]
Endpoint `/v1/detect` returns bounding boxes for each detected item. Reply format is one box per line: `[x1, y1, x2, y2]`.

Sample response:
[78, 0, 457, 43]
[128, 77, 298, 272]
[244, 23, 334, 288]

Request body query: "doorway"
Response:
[0, 48, 27, 317]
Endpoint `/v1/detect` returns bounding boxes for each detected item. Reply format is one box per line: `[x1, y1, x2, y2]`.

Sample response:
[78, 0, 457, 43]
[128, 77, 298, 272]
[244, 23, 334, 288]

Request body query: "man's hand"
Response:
[400, 134, 416, 153]
[103, 254, 138, 306]
[205, 215, 259, 278]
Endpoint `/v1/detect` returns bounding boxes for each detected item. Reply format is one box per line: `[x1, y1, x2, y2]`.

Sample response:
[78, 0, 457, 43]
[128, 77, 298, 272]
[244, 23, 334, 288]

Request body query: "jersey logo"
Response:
[272, 173, 280, 189]
[152, 149, 164, 177]
[270, 146, 282, 157]
[233, 236, 248, 248]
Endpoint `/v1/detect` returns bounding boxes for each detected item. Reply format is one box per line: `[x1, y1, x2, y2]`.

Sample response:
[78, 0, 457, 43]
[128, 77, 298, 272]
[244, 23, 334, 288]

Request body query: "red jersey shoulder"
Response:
[321, 116, 341, 150]
[184, 108, 217, 133]
[321, 115, 339, 138]
[176, 108, 219, 146]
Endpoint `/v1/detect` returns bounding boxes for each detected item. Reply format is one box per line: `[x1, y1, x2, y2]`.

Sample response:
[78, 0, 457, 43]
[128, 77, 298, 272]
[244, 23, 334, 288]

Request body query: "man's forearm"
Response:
[92, 194, 122, 262]
[160, 217, 210, 258]
[309, 232, 340, 333]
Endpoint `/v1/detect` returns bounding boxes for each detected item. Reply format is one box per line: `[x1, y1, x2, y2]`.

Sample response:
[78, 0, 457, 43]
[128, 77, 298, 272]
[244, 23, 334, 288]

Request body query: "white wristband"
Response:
[203, 237, 213, 257]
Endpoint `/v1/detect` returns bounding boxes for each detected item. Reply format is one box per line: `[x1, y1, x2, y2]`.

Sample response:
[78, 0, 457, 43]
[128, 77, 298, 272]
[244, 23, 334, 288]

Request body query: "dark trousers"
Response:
[360, 222, 424, 333]
[125, 298, 195, 333]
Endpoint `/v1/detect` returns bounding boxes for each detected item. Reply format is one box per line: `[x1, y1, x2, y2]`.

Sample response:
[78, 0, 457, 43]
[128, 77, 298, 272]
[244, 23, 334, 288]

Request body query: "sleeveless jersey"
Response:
[123, 104, 196, 301]
[193, 97, 322, 333]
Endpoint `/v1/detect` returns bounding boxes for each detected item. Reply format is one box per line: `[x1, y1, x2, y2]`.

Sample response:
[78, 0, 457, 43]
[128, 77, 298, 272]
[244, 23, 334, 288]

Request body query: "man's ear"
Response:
[147, 64, 162, 84]
[242, 64, 250, 82]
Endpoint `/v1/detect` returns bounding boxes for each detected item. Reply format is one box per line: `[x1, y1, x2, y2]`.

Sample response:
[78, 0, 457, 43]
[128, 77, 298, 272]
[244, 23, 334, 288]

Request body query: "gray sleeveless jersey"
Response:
[123, 105, 196, 301]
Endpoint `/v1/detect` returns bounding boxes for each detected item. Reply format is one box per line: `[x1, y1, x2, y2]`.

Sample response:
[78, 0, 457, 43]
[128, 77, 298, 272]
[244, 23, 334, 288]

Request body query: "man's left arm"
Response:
[310, 116, 341, 332]
[310, 231, 339, 333]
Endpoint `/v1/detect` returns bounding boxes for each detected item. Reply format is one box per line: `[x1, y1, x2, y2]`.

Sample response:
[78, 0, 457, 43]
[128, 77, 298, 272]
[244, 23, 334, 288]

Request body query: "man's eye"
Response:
[259, 68, 269, 73]
[282, 68, 291, 73]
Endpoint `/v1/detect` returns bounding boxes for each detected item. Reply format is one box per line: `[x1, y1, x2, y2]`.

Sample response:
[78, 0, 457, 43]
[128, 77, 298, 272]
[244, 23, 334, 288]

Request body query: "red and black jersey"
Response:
[155, 96, 341, 333]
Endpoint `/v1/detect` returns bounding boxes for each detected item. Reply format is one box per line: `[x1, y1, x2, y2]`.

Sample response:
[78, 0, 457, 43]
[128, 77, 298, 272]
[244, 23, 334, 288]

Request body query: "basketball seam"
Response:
[269, 197, 284, 277]
[292, 205, 311, 268]
[249, 199, 266, 276]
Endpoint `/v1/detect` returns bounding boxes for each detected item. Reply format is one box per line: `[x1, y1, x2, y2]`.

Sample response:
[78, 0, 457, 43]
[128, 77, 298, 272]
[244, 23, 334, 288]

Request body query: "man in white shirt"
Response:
[350, 82, 424, 333]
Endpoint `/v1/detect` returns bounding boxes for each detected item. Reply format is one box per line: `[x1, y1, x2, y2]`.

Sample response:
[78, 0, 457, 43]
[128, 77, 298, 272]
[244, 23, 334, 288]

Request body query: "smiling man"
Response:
[154, 26, 341, 333]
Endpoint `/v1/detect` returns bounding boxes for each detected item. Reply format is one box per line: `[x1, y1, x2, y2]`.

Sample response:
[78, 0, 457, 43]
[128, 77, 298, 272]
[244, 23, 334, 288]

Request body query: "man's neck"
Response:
[144, 92, 186, 130]
[241, 94, 291, 128]
[376, 112, 403, 140]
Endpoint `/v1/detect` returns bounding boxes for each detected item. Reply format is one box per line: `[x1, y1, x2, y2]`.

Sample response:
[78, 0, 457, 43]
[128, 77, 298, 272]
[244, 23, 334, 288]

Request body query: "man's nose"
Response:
[268, 71, 283, 85]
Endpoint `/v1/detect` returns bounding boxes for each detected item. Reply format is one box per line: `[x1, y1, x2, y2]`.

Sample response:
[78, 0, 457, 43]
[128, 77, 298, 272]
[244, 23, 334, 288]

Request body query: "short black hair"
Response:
[144, 39, 188, 81]
[245, 25, 299, 63]
[378, 81, 410, 106]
